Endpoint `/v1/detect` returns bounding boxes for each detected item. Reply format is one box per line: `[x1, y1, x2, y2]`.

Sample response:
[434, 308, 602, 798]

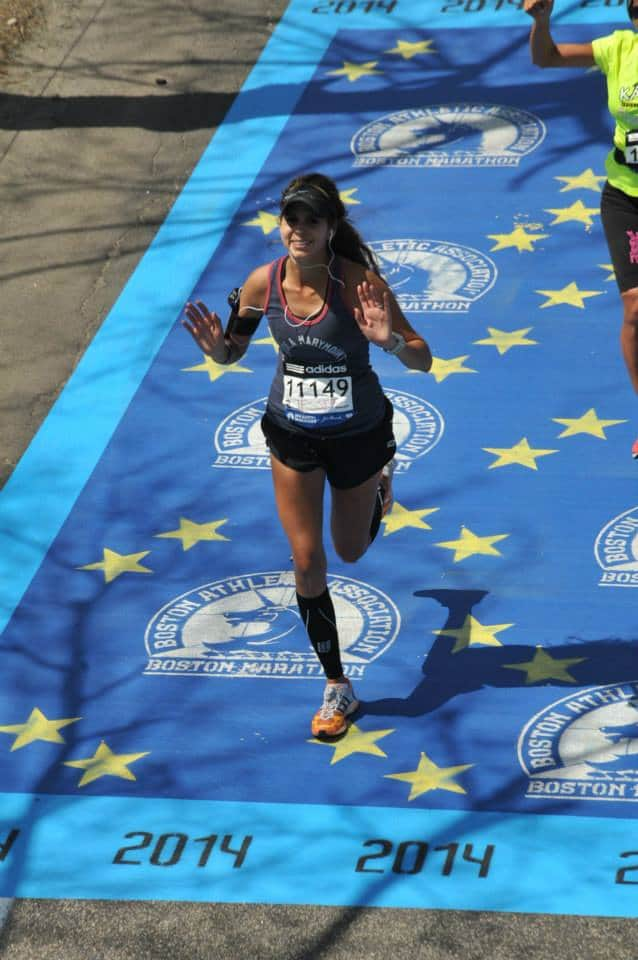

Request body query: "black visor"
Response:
[280, 185, 333, 219]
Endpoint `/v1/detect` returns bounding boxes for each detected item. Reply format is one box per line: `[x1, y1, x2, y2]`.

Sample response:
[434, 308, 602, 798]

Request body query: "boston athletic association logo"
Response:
[594, 506, 638, 587]
[213, 389, 444, 475]
[369, 239, 496, 313]
[144, 571, 400, 679]
[351, 104, 545, 168]
[520, 683, 638, 803]
[213, 398, 271, 470]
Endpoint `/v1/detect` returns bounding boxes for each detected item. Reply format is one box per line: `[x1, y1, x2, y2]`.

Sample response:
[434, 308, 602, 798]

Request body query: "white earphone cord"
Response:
[286, 232, 345, 289]
[285, 235, 348, 326]
[235, 227, 347, 329]
[327, 232, 346, 288]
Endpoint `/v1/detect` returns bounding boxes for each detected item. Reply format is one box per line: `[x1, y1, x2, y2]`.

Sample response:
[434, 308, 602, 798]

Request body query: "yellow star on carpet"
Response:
[429, 355, 477, 383]
[385, 751, 474, 800]
[535, 281, 602, 309]
[155, 517, 230, 551]
[553, 407, 627, 439]
[544, 199, 600, 227]
[0, 708, 82, 751]
[78, 548, 152, 584]
[483, 437, 559, 470]
[473, 326, 537, 355]
[385, 38, 436, 59]
[487, 224, 549, 252]
[381, 503, 439, 536]
[327, 60, 382, 82]
[433, 614, 514, 654]
[242, 211, 279, 234]
[599, 263, 615, 281]
[339, 188, 360, 206]
[307, 723, 395, 764]
[182, 354, 252, 382]
[64, 741, 150, 787]
[554, 168, 606, 193]
[502, 646, 586, 684]
[435, 526, 509, 563]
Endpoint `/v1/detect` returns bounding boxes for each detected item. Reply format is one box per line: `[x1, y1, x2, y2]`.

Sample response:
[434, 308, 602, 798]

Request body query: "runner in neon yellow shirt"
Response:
[525, 0, 638, 458]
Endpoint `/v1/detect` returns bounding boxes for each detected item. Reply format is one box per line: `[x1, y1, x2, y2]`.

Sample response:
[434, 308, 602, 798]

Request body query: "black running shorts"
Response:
[261, 396, 396, 490]
[600, 180, 638, 292]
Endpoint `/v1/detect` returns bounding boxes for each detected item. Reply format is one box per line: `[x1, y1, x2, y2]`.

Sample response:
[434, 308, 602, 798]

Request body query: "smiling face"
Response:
[279, 203, 332, 263]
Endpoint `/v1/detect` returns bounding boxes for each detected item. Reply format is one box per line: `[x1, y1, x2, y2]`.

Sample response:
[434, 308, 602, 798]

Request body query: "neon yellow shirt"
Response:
[592, 30, 638, 197]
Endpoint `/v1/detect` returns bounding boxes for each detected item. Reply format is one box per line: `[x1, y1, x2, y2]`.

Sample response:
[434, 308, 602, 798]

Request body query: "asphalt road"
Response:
[1, 0, 638, 955]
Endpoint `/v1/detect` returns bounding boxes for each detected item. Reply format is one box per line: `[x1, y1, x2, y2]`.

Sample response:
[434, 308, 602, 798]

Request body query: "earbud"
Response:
[329, 229, 335, 241]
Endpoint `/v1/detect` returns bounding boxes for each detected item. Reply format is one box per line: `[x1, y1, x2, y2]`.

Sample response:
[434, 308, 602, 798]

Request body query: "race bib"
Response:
[283, 374, 353, 416]
[624, 131, 638, 166]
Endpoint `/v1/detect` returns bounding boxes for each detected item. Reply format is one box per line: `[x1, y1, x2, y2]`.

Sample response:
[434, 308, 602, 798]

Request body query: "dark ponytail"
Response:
[331, 218, 381, 276]
[280, 172, 381, 276]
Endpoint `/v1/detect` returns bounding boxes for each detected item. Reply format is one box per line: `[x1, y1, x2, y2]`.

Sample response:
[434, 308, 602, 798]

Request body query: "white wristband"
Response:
[382, 331, 406, 355]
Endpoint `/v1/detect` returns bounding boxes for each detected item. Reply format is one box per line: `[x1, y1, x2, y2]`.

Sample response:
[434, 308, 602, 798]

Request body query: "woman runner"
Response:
[183, 172, 432, 737]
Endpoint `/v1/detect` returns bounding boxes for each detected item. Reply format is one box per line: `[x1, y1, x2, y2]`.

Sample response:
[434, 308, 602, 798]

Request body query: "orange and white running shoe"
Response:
[311, 678, 359, 739]
[632, 438, 638, 460]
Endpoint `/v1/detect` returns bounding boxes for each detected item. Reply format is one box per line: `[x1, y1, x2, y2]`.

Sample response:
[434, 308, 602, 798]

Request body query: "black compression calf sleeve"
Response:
[296, 588, 344, 681]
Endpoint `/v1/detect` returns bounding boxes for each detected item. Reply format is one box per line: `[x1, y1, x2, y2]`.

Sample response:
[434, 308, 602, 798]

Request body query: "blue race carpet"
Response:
[1, 0, 638, 916]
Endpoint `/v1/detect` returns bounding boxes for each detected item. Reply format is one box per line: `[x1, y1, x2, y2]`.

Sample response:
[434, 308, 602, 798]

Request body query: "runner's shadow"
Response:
[358, 587, 638, 720]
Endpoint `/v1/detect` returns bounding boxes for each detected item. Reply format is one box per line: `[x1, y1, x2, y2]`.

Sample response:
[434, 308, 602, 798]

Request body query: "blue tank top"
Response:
[264, 257, 386, 436]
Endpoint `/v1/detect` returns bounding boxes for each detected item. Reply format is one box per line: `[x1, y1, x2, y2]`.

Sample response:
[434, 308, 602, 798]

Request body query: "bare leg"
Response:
[621, 287, 638, 393]
[269, 455, 327, 595]
[269, 455, 352, 709]
[330, 470, 383, 564]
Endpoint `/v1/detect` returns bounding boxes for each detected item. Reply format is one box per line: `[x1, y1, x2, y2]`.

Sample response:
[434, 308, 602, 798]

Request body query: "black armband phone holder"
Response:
[224, 286, 263, 338]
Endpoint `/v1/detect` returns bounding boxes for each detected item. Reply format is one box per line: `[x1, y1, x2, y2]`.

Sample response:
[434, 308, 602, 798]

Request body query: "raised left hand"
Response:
[353, 281, 393, 348]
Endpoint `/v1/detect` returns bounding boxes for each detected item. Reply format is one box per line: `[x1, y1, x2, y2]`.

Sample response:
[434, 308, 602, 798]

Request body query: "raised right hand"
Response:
[523, 0, 553, 20]
[182, 300, 227, 363]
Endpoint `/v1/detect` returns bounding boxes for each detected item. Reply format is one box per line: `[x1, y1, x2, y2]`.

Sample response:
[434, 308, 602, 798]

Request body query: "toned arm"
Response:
[524, 0, 595, 67]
